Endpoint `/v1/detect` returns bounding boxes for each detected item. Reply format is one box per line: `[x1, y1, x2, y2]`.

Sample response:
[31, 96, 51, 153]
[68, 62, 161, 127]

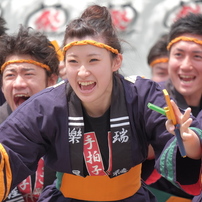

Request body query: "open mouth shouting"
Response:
[14, 93, 30, 108]
[78, 81, 96, 92]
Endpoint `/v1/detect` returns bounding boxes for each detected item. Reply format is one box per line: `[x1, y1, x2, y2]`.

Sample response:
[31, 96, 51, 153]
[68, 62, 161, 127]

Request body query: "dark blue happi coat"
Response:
[0, 75, 201, 202]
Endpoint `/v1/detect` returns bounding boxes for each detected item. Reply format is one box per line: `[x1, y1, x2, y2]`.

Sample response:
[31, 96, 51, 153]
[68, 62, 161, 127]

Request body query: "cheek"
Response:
[1, 82, 11, 93]
[66, 69, 75, 81]
[29, 80, 46, 92]
[194, 63, 202, 73]
[168, 60, 178, 72]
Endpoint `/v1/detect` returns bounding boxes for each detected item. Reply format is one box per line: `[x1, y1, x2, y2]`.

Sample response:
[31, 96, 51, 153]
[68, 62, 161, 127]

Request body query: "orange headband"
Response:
[1, 59, 51, 73]
[167, 36, 202, 50]
[63, 40, 119, 55]
[51, 40, 64, 61]
[150, 58, 168, 67]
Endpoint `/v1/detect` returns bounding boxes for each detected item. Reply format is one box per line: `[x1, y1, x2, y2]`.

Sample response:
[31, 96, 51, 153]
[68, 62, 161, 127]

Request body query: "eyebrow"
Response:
[193, 50, 202, 54]
[66, 53, 101, 57]
[155, 66, 168, 70]
[175, 48, 202, 53]
[174, 48, 184, 52]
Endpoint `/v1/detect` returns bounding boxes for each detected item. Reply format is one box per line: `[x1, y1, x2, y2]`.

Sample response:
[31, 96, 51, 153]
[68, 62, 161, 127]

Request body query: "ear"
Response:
[112, 53, 123, 72]
[47, 74, 58, 86]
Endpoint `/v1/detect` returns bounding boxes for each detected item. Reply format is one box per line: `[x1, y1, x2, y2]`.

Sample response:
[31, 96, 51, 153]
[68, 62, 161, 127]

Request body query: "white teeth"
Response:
[78, 81, 94, 86]
[182, 80, 192, 83]
[15, 94, 29, 97]
[180, 75, 194, 79]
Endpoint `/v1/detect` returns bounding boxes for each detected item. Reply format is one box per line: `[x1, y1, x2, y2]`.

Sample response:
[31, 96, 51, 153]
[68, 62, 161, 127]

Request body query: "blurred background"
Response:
[0, 0, 201, 79]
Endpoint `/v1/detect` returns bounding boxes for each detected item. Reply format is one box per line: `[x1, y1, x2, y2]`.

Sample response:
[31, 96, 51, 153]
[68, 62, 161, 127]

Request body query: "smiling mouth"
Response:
[179, 75, 195, 83]
[78, 81, 96, 91]
[14, 94, 30, 107]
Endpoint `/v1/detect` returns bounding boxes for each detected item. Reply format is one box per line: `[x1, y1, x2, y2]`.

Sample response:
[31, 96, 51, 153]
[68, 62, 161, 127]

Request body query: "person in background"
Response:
[147, 34, 169, 83]
[0, 25, 59, 202]
[0, 16, 8, 106]
[146, 12, 202, 202]
[0, 5, 201, 202]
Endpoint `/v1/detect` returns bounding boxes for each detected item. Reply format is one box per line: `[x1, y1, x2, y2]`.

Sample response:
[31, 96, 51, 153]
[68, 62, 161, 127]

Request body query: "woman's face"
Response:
[168, 34, 202, 105]
[64, 37, 122, 116]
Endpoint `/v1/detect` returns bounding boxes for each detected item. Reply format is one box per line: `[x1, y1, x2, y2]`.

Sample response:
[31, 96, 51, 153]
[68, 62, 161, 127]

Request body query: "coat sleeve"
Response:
[0, 104, 50, 201]
[0, 82, 68, 201]
[155, 127, 202, 196]
[123, 76, 202, 196]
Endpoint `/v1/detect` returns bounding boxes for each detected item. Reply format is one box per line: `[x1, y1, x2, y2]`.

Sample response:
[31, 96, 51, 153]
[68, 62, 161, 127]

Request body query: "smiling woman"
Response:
[63, 33, 122, 117]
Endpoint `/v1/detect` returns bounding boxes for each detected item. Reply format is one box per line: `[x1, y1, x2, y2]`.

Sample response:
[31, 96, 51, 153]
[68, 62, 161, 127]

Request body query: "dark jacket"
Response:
[0, 76, 201, 201]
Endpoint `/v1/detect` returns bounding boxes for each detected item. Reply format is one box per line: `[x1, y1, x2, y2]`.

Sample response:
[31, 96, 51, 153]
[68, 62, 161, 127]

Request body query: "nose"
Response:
[13, 75, 27, 89]
[78, 65, 90, 77]
[180, 56, 193, 71]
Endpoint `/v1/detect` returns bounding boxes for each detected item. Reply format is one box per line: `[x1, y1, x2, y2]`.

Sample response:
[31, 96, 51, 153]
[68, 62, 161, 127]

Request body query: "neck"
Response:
[184, 94, 201, 107]
[83, 100, 110, 118]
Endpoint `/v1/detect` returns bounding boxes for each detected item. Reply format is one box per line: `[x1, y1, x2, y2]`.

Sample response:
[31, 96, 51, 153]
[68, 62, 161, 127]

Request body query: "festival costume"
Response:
[161, 79, 202, 202]
[142, 79, 202, 201]
[0, 75, 201, 202]
[0, 102, 56, 202]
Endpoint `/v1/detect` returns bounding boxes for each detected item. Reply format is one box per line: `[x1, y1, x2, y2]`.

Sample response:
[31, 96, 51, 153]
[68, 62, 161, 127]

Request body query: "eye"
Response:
[4, 73, 15, 78]
[25, 73, 34, 76]
[158, 72, 167, 76]
[194, 54, 202, 59]
[174, 52, 182, 57]
[68, 59, 77, 63]
[5, 74, 14, 77]
[90, 58, 99, 62]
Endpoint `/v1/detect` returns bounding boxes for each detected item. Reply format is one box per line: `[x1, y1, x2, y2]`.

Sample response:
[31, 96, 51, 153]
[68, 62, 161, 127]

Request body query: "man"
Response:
[0, 25, 59, 202]
[147, 34, 169, 82]
[147, 12, 202, 202]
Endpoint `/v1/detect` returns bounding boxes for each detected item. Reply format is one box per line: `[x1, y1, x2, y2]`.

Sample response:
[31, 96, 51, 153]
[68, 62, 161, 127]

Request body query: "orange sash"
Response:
[60, 164, 142, 201]
[167, 196, 191, 202]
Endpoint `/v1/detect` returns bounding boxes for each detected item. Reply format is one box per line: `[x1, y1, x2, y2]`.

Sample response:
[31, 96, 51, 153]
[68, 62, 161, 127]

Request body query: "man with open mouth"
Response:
[0, 25, 59, 202]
